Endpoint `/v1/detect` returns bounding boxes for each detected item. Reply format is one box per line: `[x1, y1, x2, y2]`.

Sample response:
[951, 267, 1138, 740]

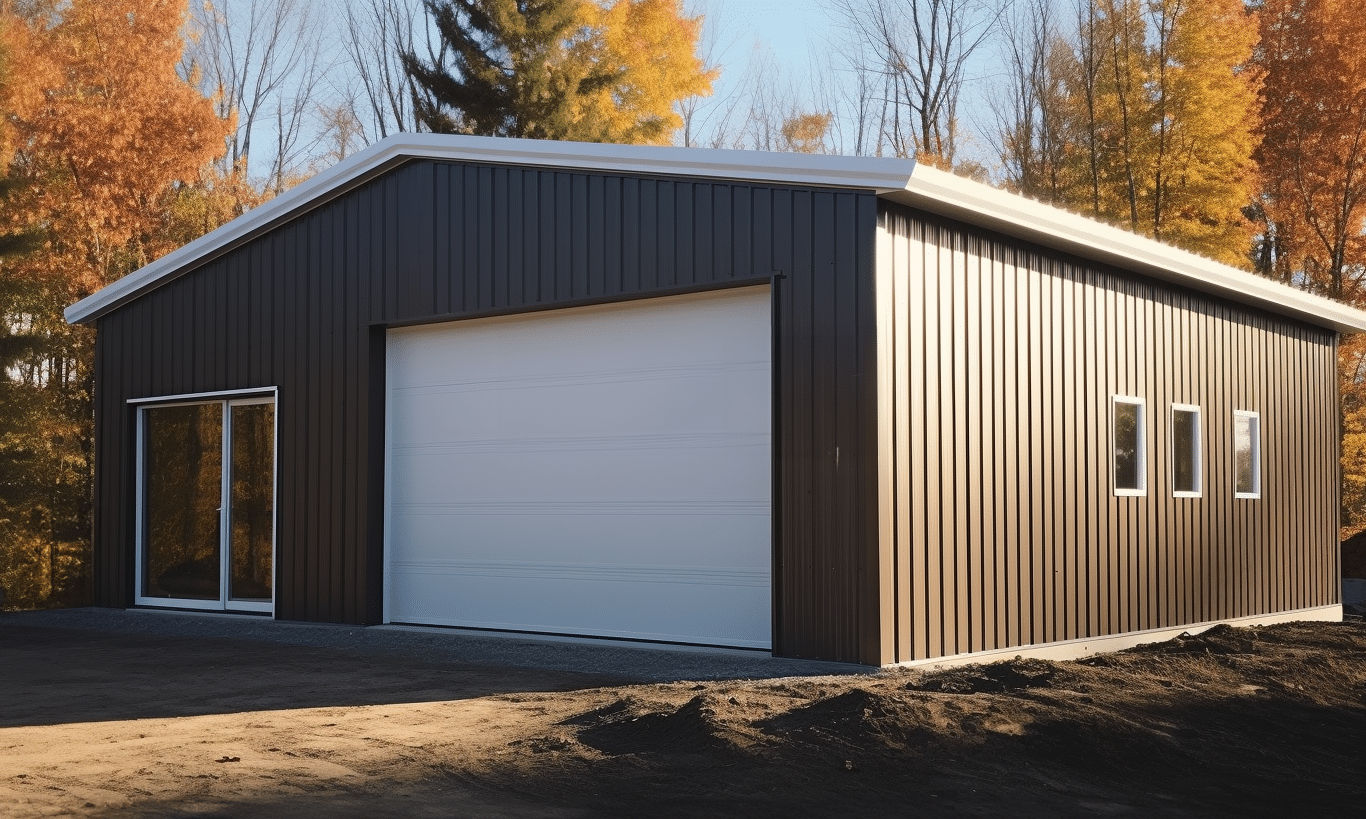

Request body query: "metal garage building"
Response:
[67, 134, 1366, 666]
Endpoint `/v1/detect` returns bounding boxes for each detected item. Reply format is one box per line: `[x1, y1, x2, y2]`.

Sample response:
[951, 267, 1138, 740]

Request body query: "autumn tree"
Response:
[781, 112, 833, 154]
[7, 0, 232, 295]
[671, 0, 731, 149]
[998, 0, 1260, 266]
[1253, 0, 1366, 532]
[1144, 0, 1261, 262]
[1342, 334, 1366, 534]
[0, 0, 231, 608]
[1253, 0, 1366, 299]
[569, 0, 716, 144]
[0, 13, 51, 607]
[0, 13, 43, 261]
[403, 0, 714, 144]
[1071, 0, 1149, 229]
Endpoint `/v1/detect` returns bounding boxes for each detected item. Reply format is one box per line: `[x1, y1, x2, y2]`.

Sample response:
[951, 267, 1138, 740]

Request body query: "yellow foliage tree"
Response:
[1147, 0, 1261, 263]
[570, 0, 716, 145]
[1051, 0, 1261, 266]
[780, 112, 833, 154]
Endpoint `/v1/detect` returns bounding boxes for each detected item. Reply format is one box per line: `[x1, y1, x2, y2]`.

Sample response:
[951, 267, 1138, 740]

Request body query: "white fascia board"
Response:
[65, 134, 912, 324]
[886, 163, 1366, 334]
[67, 133, 1366, 333]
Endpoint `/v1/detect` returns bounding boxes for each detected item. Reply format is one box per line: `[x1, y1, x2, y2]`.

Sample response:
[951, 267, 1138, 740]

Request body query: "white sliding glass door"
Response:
[136, 394, 276, 613]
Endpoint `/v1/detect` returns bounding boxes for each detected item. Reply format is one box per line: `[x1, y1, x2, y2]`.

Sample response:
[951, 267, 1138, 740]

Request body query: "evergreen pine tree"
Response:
[403, 0, 714, 144]
[403, 0, 615, 139]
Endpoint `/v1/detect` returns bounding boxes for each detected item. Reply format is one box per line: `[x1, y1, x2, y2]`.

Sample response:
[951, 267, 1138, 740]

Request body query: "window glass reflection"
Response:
[1114, 400, 1142, 491]
[143, 403, 223, 599]
[230, 402, 274, 602]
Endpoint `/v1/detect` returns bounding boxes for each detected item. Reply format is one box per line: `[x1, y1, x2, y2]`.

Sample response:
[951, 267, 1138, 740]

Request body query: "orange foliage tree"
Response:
[0, 0, 231, 608]
[1254, 0, 1366, 300]
[1253, 0, 1366, 533]
[4, 0, 231, 297]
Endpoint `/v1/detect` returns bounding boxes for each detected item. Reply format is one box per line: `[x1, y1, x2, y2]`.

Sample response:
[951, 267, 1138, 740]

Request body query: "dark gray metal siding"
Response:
[877, 202, 1340, 664]
[92, 160, 881, 662]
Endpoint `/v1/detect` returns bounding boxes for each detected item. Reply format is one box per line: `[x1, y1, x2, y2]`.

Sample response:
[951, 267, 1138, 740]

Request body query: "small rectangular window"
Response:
[1171, 404, 1201, 497]
[1234, 411, 1261, 498]
[1113, 396, 1146, 496]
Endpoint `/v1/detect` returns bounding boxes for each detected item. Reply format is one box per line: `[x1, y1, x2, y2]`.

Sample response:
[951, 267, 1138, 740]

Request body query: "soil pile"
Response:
[4, 620, 1366, 818]
[466, 621, 1366, 817]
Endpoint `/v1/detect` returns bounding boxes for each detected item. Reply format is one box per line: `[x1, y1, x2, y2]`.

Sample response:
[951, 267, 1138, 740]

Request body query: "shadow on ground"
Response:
[0, 608, 857, 727]
[0, 624, 625, 727]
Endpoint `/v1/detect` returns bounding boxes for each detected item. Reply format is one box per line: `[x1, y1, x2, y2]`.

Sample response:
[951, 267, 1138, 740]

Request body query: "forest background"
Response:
[1, 0, 1363, 609]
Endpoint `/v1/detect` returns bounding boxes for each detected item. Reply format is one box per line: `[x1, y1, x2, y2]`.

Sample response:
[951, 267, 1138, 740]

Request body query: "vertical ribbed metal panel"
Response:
[878, 202, 1339, 664]
[90, 159, 880, 662]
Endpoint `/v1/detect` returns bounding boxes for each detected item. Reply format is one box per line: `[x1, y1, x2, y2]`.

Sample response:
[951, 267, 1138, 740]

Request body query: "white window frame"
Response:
[133, 388, 278, 614]
[1170, 403, 1202, 498]
[1112, 394, 1147, 497]
[1233, 410, 1262, 500]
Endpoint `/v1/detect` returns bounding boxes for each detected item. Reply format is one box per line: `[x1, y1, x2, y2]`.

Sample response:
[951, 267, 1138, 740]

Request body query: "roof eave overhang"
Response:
[66, 133, 1366, 335]
[64, 134, 913, 324]
[887, 163, 1366, 335]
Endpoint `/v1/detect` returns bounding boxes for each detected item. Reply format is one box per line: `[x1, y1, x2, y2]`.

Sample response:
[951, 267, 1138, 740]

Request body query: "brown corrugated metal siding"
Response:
[876, 203, 1340, 665]
[92, 159, 882, 662]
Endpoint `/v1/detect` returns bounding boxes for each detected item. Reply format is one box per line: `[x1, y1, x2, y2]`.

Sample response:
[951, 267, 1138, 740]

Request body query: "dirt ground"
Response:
[3, 617, 1365, 818]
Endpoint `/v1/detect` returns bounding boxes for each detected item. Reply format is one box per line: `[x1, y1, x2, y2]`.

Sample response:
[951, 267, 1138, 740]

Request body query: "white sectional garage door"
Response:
[384, 286, 771, 648]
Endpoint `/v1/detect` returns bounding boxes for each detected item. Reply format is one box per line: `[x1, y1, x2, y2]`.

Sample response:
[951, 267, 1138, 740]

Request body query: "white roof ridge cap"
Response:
[388, 133, 916, 186]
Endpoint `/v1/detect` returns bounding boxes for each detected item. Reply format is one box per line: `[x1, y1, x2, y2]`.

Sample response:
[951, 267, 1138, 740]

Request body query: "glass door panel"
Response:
[138, 395, 275, 612]
[142, 403, 224, 601]
[229, 401, 274, 602]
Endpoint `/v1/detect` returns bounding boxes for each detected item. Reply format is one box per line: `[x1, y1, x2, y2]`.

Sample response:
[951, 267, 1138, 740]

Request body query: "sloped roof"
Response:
[65, 133, 1366, 333]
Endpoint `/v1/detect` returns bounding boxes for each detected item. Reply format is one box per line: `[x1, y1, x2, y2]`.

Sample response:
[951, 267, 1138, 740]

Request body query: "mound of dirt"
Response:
[905, 657, 1058, 694]
[758, 687, 928, 749]
[1125, 623, 1259, 656]
[575, 693, 742, 757]
[559, 696, 639, 727]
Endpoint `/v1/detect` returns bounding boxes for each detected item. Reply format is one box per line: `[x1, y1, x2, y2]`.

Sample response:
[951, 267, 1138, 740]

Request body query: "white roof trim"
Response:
[65, 134, 911, 324]
[66, 133, 1366, 333]
[887, 164, 1366, 334]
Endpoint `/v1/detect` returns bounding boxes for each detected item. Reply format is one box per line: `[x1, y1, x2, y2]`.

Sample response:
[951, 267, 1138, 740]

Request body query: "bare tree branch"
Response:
[833, 0, 999, 165]
[184, 0, 328, 190]
[339, 0, 434, 140]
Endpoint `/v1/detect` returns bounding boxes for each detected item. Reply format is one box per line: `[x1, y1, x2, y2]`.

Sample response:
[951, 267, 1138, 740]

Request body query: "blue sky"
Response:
[693, 0, 833, 101]
[689, 0, 1006, 166]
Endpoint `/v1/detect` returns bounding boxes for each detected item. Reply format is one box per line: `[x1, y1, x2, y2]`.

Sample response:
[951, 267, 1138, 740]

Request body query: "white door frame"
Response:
[132, 388, 278, 614]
